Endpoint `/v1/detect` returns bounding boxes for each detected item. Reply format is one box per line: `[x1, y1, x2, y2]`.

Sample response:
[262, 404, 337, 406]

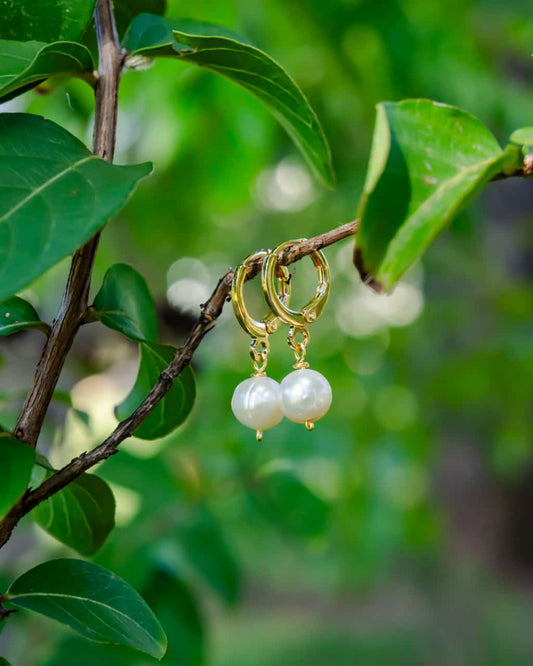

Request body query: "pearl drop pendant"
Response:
[280, 368, 332, 429]
[231, 375, 283, 440]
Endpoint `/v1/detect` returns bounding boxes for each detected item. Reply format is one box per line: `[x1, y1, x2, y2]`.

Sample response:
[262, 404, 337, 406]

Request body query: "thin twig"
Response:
[0, 220, 358, 547]
[14, 0, 122, 447]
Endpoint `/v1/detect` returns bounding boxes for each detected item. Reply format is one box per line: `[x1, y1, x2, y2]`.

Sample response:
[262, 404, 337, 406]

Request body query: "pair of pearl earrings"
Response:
[231, 240, 332, 441]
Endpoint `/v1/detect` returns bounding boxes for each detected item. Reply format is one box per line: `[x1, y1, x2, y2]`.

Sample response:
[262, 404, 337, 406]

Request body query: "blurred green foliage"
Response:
[0, 0, 532, 663]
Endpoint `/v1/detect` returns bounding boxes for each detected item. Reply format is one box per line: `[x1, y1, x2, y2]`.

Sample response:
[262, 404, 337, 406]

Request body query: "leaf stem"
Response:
[0, 220, 358, 548]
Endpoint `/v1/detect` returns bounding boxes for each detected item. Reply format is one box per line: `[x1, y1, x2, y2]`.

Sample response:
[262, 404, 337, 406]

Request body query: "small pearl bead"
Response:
[280, 368, 332, 424]
[231, 375, 283, 432]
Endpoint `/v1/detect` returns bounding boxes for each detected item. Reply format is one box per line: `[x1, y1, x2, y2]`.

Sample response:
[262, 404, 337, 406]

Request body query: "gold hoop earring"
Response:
[231, 250, 290, 441]
[262, 241, 332, 431]
[261, 239, 330, 326]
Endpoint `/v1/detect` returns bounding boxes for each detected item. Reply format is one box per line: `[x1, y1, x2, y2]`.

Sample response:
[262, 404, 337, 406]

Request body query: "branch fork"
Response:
[0, 0, 359, 548]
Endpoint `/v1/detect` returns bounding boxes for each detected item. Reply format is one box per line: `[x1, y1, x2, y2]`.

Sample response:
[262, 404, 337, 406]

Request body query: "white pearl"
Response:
[231, 375, 283, 431]
[280, 368, 332, 424]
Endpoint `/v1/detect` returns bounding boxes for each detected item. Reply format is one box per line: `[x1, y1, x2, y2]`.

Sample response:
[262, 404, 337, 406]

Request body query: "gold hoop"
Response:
[232, 250, 291, 339]
[262, 240, 330, 327]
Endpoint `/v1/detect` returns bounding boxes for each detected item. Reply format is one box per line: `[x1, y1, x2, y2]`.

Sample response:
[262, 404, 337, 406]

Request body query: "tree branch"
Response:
[0, 220, 358, 547]
[14, 0, 122, 447]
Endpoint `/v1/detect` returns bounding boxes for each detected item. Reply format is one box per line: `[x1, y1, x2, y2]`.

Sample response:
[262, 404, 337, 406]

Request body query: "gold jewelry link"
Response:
[250, 337, 269, 375]
[287, 326, 310, 369]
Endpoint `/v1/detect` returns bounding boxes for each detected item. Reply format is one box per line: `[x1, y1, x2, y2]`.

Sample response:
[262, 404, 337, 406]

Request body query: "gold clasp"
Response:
[287, 326, 310, 369]
[250, 337, 269, 375]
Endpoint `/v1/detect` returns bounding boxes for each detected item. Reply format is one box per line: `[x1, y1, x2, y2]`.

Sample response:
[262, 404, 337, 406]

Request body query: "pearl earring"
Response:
[262, 241, 332, 431]
[230, 250, 291, 441]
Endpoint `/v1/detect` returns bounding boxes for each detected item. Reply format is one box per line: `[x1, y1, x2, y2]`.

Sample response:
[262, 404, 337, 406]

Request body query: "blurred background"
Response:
[1, 0, 532, 664]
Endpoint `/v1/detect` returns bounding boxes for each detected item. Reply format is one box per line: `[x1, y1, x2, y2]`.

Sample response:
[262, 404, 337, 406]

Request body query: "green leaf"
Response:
[177, 507, 240, 605]
[114, 0, 166, 39]
[7, 559, 167, 659]
[0, 296, 49, 336]
[0, 433, 35, 519]
[252, 470, 329, 538]
[509, 127, 533, 147]
[29, 462, 47, 488]
[0, 1, 97, 42]
[0, 113, 152, 301]
[123, 15, 247, 55]
[44, 568, 202, 666]
[123, 14, 334, 186]
[116, 342, 195, 439]
[32, 473, 115, 556]
[0, 40, 94, 105]
[0, 658, 12, 665]
[354, 100, 524, 291]
[93, 263, 158, 342]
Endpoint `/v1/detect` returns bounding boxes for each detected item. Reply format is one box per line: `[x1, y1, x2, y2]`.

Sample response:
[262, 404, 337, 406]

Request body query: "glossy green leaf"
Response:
[0, 296, 49, 336]
[7, 559, 167, 659]
[123, 13, 334, 186]
[0, 433, 35, 519]
[0, 113, 152, 301]
[123, 15, 247, 56]
[0, 1, 96, 42]
[115, 0, 166, 39]
[177, 506, 240, 605]
[32, 473, 115, 556]
[93, 263, 158, 342]
[252, 470, 329, 538]
[44, 568, 203, 666]
[354, 99, 524, 291]
[115, 342, 195, 440]
[509, 127, 533, 147]
[0, 40, 94, 104]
